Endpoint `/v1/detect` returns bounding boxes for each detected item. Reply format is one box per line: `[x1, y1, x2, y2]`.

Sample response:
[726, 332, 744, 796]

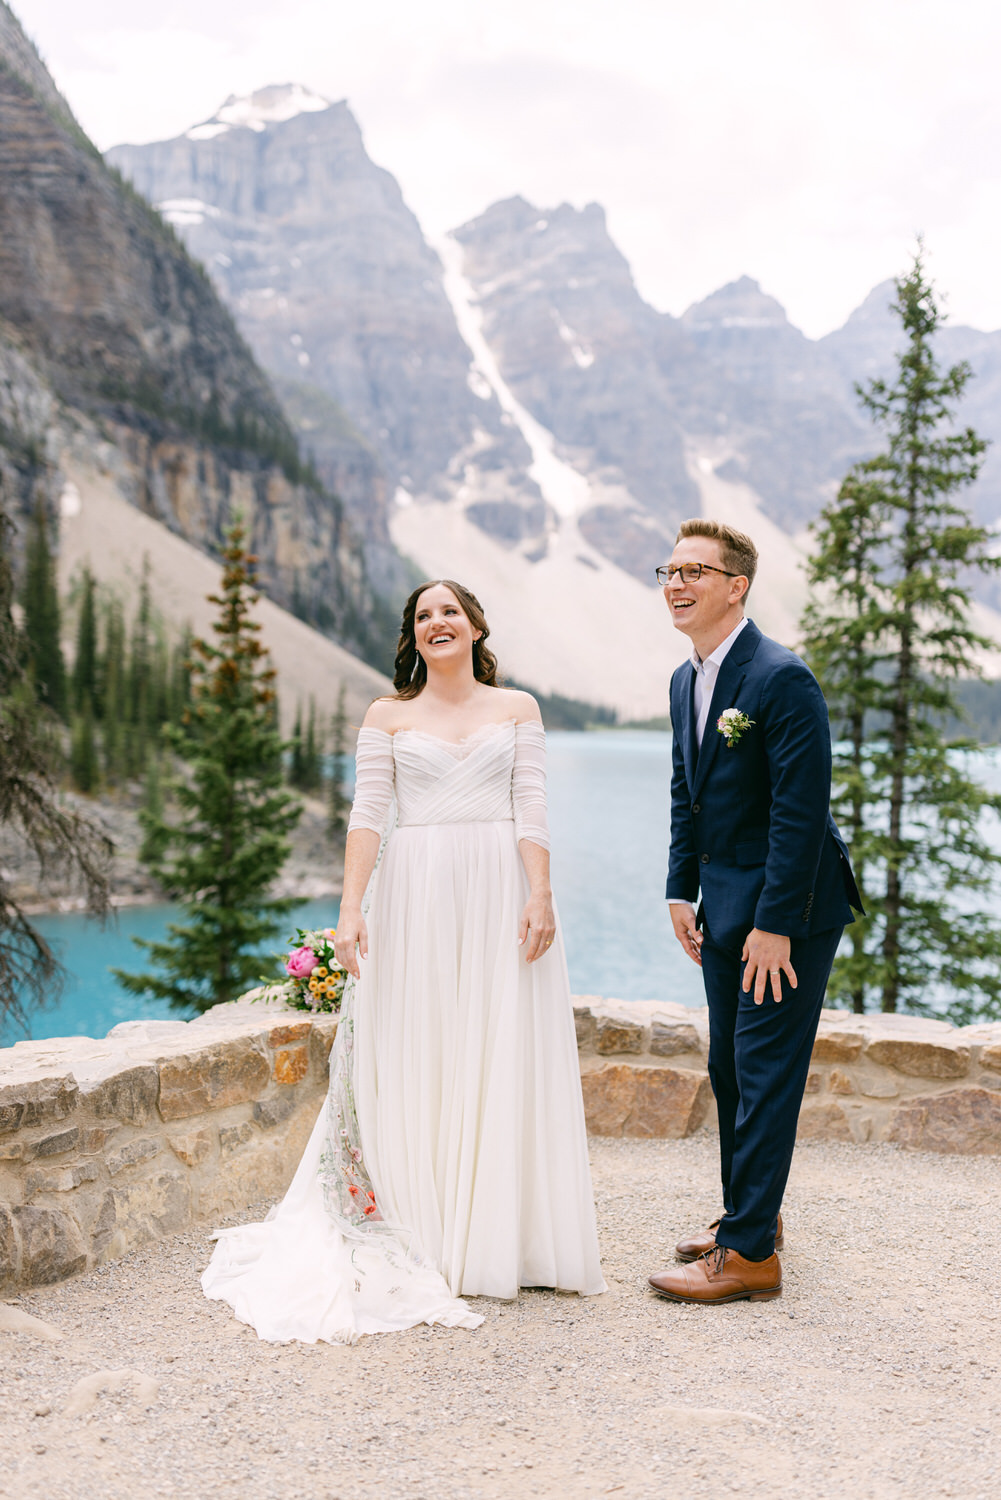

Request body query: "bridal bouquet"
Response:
[260, 927, 347, 1014]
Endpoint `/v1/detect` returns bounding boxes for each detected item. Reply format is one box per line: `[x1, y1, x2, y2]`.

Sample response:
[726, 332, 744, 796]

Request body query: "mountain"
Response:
[107, 84, 1001, 714]
[451, 195, 695, 577]
[0, 18, 386, 670]
[108, 87, 534, 595]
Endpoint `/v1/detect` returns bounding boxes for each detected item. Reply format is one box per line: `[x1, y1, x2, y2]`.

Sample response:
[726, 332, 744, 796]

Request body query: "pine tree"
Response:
[802, 247, 1001, 1020]
[327, 683, 350, 840]
[100, 597, 127, 784]
[70, 697, 99, 794]
[169, 625, 193, 727]
[71, 566, 98, 712]
[114, 519, 302, 1012]
[126, 558, 154, 777]
[0, 498, 111, 1028]
[289, 703, 305, 789]
[21, 501, 67, 719]
[303, 697, 323, 792]
[150, 625, 171, 730]
[802, 471, 891, 1012]
[138, 747, 169, 866]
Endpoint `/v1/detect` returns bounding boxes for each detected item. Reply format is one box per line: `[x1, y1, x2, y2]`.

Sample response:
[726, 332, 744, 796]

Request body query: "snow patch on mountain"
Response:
[157, 198, 221, 227]
[555, 315, 595, 368]
[436, 234, 591, 520]
[186, 84, 331, 141]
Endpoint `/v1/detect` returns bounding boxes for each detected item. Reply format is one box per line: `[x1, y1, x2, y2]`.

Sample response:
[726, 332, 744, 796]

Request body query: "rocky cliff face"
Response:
[0, 14, 385, 666]
[670, 275, 873, 533]
[452, 196, 697, 578]
[108, 87, 534, 577]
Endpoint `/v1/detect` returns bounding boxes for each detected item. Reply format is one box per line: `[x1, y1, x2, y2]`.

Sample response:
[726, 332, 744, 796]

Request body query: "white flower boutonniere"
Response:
[717, 708, 754, 749]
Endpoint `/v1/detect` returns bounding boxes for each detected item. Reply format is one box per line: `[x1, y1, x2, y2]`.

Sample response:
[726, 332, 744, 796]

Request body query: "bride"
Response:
[202, 579, 605, 1342]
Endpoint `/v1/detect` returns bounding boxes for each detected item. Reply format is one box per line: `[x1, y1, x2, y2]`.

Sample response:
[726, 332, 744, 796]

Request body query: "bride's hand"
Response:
[518, 891, 556, 964]
[334, 908, 368, 980]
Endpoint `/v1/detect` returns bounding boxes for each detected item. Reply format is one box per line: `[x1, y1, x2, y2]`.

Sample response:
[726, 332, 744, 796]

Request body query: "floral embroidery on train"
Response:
[317, 972, 384, 1229]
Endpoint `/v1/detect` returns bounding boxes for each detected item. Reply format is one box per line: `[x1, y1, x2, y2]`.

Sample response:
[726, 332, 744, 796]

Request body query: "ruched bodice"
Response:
[394, 721, 517, 828]
[348, 718, 551, 849]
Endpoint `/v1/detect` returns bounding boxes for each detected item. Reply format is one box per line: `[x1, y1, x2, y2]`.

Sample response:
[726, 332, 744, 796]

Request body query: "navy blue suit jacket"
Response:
[666, 619, 861, 952]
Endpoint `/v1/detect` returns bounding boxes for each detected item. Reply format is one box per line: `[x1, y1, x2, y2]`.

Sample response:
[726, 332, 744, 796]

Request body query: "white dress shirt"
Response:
[668, 615, 749, 909]
[692, 615, 749, 748]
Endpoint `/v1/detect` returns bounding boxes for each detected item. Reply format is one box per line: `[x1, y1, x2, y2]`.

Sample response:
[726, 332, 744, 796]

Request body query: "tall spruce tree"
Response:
[169, 624, 194, 726]
[802, 248, 1001, 1020]
[115, 520, 301, 1012]
[327, 683, 350, 840]
[71, 565, 98, 712]
[21, 501, 67, 719]
[69, 696, 99, 794]
[125, 560, 153, 777]
[303, 698, 322, 792]
[0, 500, 111, 1029]
[288, 702, 305, 789]
[100, 596, 127, 783]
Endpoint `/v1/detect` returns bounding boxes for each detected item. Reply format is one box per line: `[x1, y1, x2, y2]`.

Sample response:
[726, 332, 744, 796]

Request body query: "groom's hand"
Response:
[741, 929, 797, 1005]
[670, 902, 703, 968]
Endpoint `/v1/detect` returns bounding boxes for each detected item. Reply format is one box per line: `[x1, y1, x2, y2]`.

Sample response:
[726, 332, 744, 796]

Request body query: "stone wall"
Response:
[0, 998, 335, 1295]
[576, 999, 1001, 1154]
[3, 994, 1001, 1294]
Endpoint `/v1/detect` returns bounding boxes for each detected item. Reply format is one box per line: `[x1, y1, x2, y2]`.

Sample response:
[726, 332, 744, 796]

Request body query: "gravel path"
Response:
[2, 1135, 998, 1500]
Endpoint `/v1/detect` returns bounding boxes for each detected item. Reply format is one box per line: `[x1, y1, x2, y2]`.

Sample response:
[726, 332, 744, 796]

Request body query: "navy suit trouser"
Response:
[700, 919, 844, 1262]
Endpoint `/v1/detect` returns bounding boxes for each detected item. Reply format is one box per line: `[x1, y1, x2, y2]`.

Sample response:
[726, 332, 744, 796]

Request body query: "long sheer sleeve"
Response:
[512, 721, 550, 852]
[346, 727, 395, 836]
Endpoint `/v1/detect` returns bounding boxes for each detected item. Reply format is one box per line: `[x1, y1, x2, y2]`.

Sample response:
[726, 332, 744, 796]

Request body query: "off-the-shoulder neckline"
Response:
[358, 717, 543, 747]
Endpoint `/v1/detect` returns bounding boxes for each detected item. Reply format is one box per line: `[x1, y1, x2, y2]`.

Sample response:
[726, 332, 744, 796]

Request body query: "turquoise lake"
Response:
[5, 731, 706, 1044]
[9, 734, 999, 1045]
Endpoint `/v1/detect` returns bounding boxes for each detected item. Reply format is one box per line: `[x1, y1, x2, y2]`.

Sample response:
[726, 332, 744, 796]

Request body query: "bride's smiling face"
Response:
[414, 584, 481, 669]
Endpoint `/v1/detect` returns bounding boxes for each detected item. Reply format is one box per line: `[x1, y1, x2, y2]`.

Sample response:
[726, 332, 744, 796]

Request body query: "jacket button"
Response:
[700, 853, 710, 865]
[692, 803, 701, 814]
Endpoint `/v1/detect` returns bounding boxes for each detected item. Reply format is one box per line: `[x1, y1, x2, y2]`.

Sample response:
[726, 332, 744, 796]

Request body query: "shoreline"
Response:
[22, 878, 345, 919]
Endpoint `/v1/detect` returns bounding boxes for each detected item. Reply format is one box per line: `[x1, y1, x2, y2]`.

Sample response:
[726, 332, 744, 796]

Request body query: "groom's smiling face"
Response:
[663, 537, 746, 651]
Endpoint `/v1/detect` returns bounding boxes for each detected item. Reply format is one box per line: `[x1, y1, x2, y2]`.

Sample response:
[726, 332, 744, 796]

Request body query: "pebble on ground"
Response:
[1, 1135, 997, 1500]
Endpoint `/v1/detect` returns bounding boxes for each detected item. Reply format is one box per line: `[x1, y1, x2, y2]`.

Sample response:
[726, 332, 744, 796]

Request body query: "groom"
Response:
[648, 519, 861, 1304]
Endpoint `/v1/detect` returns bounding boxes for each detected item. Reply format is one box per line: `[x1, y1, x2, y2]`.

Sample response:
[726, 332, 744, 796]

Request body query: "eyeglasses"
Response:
[655, 562, 740, 585]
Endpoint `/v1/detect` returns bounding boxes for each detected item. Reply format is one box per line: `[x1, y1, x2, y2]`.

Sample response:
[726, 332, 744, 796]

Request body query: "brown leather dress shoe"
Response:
[649, 1245, 782, 1304]
[675, 1211, 783, 1262]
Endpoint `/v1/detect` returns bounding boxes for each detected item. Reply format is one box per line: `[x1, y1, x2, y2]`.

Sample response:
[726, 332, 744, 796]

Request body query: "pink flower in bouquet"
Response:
[285, 945, 318, 978]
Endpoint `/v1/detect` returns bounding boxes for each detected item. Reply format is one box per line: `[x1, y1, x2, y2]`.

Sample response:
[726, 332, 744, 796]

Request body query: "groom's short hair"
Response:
[676, 519, 758, 590]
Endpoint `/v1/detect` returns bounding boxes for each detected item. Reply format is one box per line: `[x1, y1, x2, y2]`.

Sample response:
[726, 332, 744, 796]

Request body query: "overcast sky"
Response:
[13, 0, 1001, 338]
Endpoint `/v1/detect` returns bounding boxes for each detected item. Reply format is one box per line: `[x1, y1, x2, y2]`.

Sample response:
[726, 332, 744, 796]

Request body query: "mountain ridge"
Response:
[97, 81, 1001, 708]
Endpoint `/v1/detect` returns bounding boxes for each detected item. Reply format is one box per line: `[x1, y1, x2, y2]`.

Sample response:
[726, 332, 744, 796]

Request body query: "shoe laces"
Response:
[702, 1244, 728, 1277]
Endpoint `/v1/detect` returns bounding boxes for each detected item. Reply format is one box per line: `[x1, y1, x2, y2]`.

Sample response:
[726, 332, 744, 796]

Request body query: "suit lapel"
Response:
[683, 664, 697, 787]
[692, 620, 761, 799]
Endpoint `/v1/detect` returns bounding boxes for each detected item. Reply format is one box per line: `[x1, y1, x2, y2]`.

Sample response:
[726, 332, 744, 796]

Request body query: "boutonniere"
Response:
[717, 708, 754, 748]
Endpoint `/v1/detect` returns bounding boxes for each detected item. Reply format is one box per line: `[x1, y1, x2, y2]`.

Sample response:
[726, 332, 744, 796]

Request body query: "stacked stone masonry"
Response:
[575, 999, 1001, 1154]
[0, 999, 335, 1295]
[2, 994, 1000, 1293]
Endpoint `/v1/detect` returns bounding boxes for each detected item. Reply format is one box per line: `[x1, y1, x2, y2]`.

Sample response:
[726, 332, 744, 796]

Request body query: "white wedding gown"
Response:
[202, 719, 605, 1342]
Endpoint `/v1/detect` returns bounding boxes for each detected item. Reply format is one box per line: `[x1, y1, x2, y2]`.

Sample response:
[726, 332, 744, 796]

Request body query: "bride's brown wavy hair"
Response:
[392, 580, 499, 700]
